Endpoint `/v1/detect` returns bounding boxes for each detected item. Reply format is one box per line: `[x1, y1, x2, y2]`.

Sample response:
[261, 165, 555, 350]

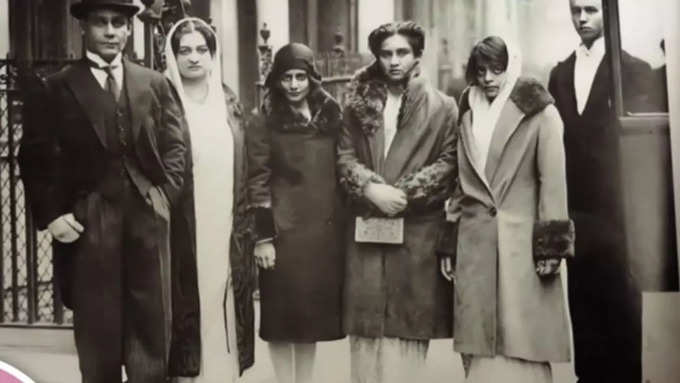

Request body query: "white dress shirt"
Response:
[86, 50, 124, 90]
[383, 91, 403, 157]
[574, 37, 605, 115]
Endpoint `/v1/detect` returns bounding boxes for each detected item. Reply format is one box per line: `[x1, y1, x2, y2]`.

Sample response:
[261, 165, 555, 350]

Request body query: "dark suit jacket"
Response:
[18, 58, 186, 308]
[548, 51, 651, 245]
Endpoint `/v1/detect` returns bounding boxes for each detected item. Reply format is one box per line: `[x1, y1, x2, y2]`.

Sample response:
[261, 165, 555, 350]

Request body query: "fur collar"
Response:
[261, 87, 342, 135]
[508, 77, 555, 115]
[345, 61, 427, 136]
[459, 77, 554, 121]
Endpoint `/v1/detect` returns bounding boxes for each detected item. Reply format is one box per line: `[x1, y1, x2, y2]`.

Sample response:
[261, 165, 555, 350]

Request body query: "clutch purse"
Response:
[355, 217, 404, 244]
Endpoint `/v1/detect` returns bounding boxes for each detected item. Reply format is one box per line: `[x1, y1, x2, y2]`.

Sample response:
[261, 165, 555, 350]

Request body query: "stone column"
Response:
[357, 0, 394, 53]
[407, 0, 439, 88]
[0, 0, 10, 57]
[211, 0, 240, 93]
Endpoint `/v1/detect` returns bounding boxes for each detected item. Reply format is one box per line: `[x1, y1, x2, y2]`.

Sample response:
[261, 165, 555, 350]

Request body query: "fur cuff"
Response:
[533, 219, 575, 260]
[339, 162, 387, 200]
[253, 207, 276, 242]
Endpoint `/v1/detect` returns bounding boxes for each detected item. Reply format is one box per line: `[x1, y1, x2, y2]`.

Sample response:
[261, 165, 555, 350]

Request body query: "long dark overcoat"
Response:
[247, 87, 346, 342]
[168, 85, 256, 376]
[338, 63, 458, 340]
[18, 58, 185, 378]
[447, 78, 572, 362]
[548, 50, 653, 380]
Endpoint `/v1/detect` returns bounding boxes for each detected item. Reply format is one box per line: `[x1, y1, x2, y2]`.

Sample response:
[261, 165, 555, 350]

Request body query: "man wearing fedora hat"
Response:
[18, 0, 186, 382]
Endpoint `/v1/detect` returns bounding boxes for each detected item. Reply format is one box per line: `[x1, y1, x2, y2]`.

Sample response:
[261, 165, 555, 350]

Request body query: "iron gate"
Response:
[0, 58, 75, 327]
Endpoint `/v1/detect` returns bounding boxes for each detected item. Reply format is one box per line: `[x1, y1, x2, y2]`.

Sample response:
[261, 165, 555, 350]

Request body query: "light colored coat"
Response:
[448, 77, 572, 362]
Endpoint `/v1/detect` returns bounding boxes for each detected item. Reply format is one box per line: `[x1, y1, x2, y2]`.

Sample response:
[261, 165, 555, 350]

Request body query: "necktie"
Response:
[86, 60, 127, 150]
[86, 58, 120, 101]
[103, 66, 121, 102]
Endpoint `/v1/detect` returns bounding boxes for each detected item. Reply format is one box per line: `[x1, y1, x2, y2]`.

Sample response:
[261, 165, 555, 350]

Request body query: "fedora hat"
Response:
[70, 0, 140, 20]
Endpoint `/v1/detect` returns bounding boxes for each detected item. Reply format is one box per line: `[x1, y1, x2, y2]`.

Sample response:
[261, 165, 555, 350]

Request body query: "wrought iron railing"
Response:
[0, 58, 80, 327]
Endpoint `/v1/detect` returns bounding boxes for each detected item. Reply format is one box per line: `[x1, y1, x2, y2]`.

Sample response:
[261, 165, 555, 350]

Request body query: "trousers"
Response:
[70, 178, 171, 383]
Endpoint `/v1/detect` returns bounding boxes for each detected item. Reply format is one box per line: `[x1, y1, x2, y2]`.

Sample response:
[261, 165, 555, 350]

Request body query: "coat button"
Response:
[489, 207, 497, 217]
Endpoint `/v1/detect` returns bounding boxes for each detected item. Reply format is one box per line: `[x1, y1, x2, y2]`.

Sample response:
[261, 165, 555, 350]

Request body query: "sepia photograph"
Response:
[0, 0, 679, 382]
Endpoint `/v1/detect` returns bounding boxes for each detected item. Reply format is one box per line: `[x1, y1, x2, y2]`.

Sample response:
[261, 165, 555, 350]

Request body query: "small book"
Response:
[355, 217, 404, 244]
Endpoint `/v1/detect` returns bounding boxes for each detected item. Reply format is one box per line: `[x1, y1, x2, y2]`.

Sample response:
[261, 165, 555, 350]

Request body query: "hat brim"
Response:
[70, 3, 140, 20]
[264, 61, 322, 88]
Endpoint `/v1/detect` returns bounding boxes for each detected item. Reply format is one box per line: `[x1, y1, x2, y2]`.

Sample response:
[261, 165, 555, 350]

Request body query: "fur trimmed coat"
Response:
[338, 63, 458, 339]
[445, 77, 572, 362]
[247, 87, 346, 342]
[168, 85, 255, 376]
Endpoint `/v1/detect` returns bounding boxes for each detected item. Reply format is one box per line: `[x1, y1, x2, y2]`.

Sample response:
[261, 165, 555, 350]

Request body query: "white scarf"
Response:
[468, 37, 522, 178]
[164, 18, 229, 134]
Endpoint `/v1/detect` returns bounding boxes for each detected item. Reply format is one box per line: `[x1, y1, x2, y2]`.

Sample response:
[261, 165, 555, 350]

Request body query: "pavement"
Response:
[0, 304, 577, 383]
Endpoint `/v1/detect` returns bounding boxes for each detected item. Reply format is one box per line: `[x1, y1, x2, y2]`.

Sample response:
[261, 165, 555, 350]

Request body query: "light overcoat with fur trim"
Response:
[338, 63, 458, 339]
[447, 77, 572, 361]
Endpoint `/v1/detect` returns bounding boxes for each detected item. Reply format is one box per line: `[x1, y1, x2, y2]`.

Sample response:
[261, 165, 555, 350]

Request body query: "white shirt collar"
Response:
[576, 36, 605, 59]
[86, 51, 123, 68]
[85, 51, 124, 90]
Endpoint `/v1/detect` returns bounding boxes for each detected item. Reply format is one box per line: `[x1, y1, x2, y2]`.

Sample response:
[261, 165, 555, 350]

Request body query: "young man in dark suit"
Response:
[548, 1, 653, 382]
[18, 1, 186, 381]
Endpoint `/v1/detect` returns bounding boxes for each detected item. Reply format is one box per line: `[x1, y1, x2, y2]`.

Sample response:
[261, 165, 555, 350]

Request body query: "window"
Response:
[617, 0, 669, 114]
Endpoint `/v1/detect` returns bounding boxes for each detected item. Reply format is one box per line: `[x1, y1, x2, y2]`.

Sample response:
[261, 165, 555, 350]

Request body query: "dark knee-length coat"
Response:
[247, 87, 346, 342]
[338, 63, 458, 340]
[445, 78, 573, 362]
[168, 85, 255, 376]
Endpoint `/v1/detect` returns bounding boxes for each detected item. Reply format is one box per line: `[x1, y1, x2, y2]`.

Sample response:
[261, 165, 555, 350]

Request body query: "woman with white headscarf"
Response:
[438, 35, 574, 382]
[164, 17, 255, 382]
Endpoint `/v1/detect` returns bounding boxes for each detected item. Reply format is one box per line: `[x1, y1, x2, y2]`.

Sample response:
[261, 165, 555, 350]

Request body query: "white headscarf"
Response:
[164, 17, 228, 132]
[468, 36, 522, 176]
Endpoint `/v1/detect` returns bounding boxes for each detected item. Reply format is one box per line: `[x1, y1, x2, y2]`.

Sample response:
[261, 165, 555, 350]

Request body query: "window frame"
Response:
[604, 0, 670, 124]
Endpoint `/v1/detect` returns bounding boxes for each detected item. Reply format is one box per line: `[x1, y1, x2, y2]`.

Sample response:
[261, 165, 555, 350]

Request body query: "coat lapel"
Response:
[485, 101, 525, 183]
[556, 53, 576, 116]
[561, 54, 579, 116]
[383, 83, 424, 182]
[123, 59, 151, 142]
[227, 98, 245, 203]
[459, 112, 494, 200]
[486, 77, 555, 203]
[367, 123, 385, 176]
[582, 55, 610, 116]
[65, 60, 111, 148]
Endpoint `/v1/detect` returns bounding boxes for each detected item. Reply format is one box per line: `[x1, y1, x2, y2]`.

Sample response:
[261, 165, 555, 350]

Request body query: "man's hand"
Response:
[254, 241, 276, 270]
[48, 213, 84, 243]
[364, 183, 407, 216]
[440, 255, 455, 282]
[536, 259, 561, 277]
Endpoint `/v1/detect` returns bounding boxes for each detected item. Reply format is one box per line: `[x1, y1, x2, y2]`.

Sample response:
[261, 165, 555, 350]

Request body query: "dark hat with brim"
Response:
[71, 0, 140, 20]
